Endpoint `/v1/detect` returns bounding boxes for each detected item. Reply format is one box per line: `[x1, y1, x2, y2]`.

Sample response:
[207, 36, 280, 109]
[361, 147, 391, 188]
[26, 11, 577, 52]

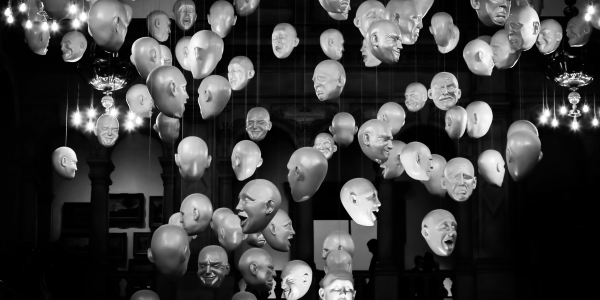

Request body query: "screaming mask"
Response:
[442, 157, 477, 202]
[175, 36, 192, 71]
[421, 209, 457, 256]
[318, 270, 355, 300]
[262, 210, 295, 252]
[360, 39, 382, 67]
[400, 141, 433, 180]
[477, 149, 505, 187]
[445, 105, 468, 140]
[272, 23, 300, 59]
[197, 245, 230, 288]
[238, 248, 275, 291]
[197, 75, 231, 119]
[173, 0, 197, 31]
[537, 19, 562, 55]
[146, 11, 171, 42]
[428, 72, 461, 111]
[324, 250, 352, 274]
[175, 136, 212, 182]
[566, 14, 592, 47]
[88, 0, 128, 52]
[466, 100, 493, 138]
[340, 178, 381, 227]
[318, 0, 351, 20]
[463, 39, 495, 76]
[377, 102, 406, 135]
[430, 12, 460, 54]
[52, 146, 78, 179]
[208, 0, 237, 38]
[490, 29, 522, 70]
[506, 129, 542, 182]
[148, 224, 191, 281]
[147, 66, 188, 119]
[470, 0, 511, 27]
[94, 113, 119, 147]
[385, 0, 423, 45]
[232, 140, 263, 181]
[421, 154, 447, 197]
[313, 60, 346, 101]
[234, 0, 261, 17]
[126, 84, 154, 118]
[380, 140, 406, 180]
[366, 20, 403, 64]
[313, 133, 338, 160]
[245, 232, 266, 248]
[287, 147, 328, 202]
[354, 0, 385, 37]
[153, 112, 180, 144]
[131, 37, 163, 81]
[228, 56, 255, 91]
[320, 29, 345, 60]
[281, 260, 313, 300]
[180, 193, 213, 236]
[187, 30, 224, 79]
[24, 19, 50, 55]
[60, 31, 87, 62]
[505, 5, 540, 51]
[236, 179, 282, 234]
[160, 45, 173, 66]
[405, 82, 428, 112]
[329, 112, 358, 147]
[246, 107, 272, 142]
[322, 230, 355, 259]
[358, 119, 393, 164]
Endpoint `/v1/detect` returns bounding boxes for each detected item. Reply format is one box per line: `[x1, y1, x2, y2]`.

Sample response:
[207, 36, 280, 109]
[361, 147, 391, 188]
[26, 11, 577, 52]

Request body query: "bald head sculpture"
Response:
[358, 119, 393, 164]
[238, 248, 275, 291]
[442, 157, 477, 202]
[61, 31, 87, 62]
[236, 179, 282, 233]
[94, 114, 119, 147]
[320, 29, 345, 60]
[272, 23, 299, 59]
[52, 147, 78, 179]
[287, 147, 328, 202]
[429, 72, 461, 110]
[147, 11, 171, 42]
[314, 133, 338, 160]
[505, 5, 540, 51]
[173, 0, 197, 31]
[490, 29, 521, 69]
[313, 60, 346, 101]
[246, 107, 272, 142]
[228, 56, 255, 91]
[197, 245, 230, 288]
[421, 209, 457, 256]
[537, 19, 562, 55]
[322, 230, 355, 259]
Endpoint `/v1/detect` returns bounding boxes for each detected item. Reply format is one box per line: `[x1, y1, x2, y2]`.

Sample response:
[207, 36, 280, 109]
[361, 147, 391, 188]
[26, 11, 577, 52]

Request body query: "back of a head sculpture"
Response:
[88, 0, 128, 52]
[148, 224, 190, 280]
[322, 230, 355, 259]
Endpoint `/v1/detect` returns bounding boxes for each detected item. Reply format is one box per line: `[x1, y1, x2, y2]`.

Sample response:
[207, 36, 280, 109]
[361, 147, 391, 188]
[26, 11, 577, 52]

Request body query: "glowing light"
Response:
[69, 4, 77, 14]
[4, 7, 11, 16]
[51, 20, 58, 31]
[72, 110, 82, 126]
[585, 13, 591, 21]
[127, 111, 136, 120]
[19, 3, 26, 12]
[571, 120, 579, 130]
[551, 118, 559, 127]
[25, 20, 32, 28]
[593, 118, 599, 126]
[7, 15, 13, 23]
[79, 12, 87, 22]
[124, 120, 135, 131]
[41, 21, 48, 31]
[135, 117, 143, 125]
[559, 106, 567, 115]
[540, 115, 548, 124]
[73, 18, 80, 28]
[85, 121, 95, 132]
[583, 104, 589, 113]
[87, 108, 97, 119]
[109, 108, 119, 117]
[543, 108, 551, 117]
[588, 5, 595, 15]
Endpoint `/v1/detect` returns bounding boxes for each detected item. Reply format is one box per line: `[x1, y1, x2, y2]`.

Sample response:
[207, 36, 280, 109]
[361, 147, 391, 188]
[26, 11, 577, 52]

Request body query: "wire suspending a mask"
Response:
[65, 74, 69, 146]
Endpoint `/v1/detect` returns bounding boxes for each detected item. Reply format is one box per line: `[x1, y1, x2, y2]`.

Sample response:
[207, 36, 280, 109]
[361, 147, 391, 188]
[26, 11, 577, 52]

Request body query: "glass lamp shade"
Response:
[546, 46, 594, 91]
[78, 43, 138, 93]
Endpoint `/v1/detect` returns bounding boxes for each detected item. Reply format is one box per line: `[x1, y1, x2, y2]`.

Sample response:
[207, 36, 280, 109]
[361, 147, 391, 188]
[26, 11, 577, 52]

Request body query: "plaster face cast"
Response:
[262, 210, 295, 252]
[153, 112, 180, 143]
[94, 114, 119, 147]
[41, 0, 69, 20]
[281, 260, 313, 300]
[233, 292, 258, 300]
[445, 106, 468, 140]
[126, 84, 154, 118]
[130, 290, 159, 300]
[246, 107, 272, 142]
[430, 12, 460, 54]
[442, 158, 477, 202]
[197, 245, 230, 288]
[197, 75, 231, 119]
[340, 178, 381, 227]
[60, 31, 87, 62]
[328, 11, 347, 20]
[463, 39, 495, 76]
[505, 5, 540, 51]
[322, 230, 355, 259]
[122, 2, 133, 25]
[24, 21, 50, 55]
[217, 213, 244, 251]
[180, 193, 213, 236]
[147, 11, 171, 42]
[470, 0, 511, 27]
[238, 248, 275, 291]
[313, 133, 338, 160]
[287, 147, 329, 202]
[245, 232, 266, 247]
[478, 149, 505, 187]
[272, 23, 300, 59]
[232, 140, 263, 181]
[160, 45, 172, 66]
[507, 119, 538, 137]
[421, 154, 447, 197]
[318, 270, 355, 300]
[320, 29, 345, 60]
[324, 250, 352, 274]
[400, 141, 433, 180]
[506, 129, 542, 182]
[234, 0, 260, 17]
[366, 20, 403, 64]
[175, 136, 212, 182]
[228, 56, 255, 91]
[358, 119, 393, 164]
[490, 29, 521, 70]
[236, 179, 282, 234]
[173, 0, 197, 31]
[421, 209, 457, 256]
[466, 101, 493, 138]
[428, 72, 461, 111]
[329, 112, 358, 147]
[380, 140, 406, 180]
[147, 66, 188, 119]
[386, 0, 423, 45]
[175, 37, 192, 71]
[360, 39, 382, 67]
[566, 15, 592, 47]
[377, 102, 406, 135]
[52, 147, 77, 179]
[313, 60, 346, 101]
[208, 1, 237, 38]
[148, 224, 190, 281]
[319, 0, 351, 20]
[131, 37, 163, 81]
[537, 19, 562, 55]
[354, 0, 386, 38]
[88, 0, 128, 52]
[405, 82, 429, 112]
[187, 30, 224, 80]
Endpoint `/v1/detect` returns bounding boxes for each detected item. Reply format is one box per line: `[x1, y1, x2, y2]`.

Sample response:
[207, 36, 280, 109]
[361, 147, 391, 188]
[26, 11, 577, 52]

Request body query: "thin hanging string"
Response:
[302, 0, 306, 147]
[244, 15, 248, 135]
[490, 76, 493, 149]
[65, 74, 69, 146]
[553, 84, 556, 120]
[256, 5, 260, 108]
[519, 61, 523, 120]
[594, 88, 597, 120]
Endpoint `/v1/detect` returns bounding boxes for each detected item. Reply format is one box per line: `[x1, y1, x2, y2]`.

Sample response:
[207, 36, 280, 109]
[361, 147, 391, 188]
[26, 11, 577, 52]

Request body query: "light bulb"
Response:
[588, 5, 595, 15]
[125, 120, 135, 131]
[25, 20, 32, 28]
[7, 15, 13, 23]
[109, 108, 119, 117]
[559, 105, 567, 115]
[85, 121, 95, 132]
[127, 111, 136, 120]
[593, 118, 599, 126]
[87, 108, 97, 119]
[19, 3, 26, 12]
[583, 104, 589, 113]
[585, 13, 592, 21]
[51, 20, 58, 31]
[73, 18, 80, 28]
[571, 120, 579, 130]
[135, 117, 143, 125]
[543, 108, 551, 117]
[72, 110, 82, 126]
[551, 118, 559, 127]
[69, 4, 77, 14]
[41, 21, 48, 31]
[4, 7, 11, 16]
[79, 12, 86, 21]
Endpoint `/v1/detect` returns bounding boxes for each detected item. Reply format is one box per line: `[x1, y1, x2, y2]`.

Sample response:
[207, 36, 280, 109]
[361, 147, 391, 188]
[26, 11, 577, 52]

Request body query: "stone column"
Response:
[159, 156, 176, 221]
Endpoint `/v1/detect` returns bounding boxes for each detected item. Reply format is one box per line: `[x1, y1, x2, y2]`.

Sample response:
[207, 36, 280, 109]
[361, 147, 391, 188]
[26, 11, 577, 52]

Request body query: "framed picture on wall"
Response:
[148, 196, 164, 228]
[109, 193, 145, 228]
[133, 232, 152, 257]
[62, 203, 90, 232]
[108, 232, 127, 261]
[61, 233, 89, 257]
